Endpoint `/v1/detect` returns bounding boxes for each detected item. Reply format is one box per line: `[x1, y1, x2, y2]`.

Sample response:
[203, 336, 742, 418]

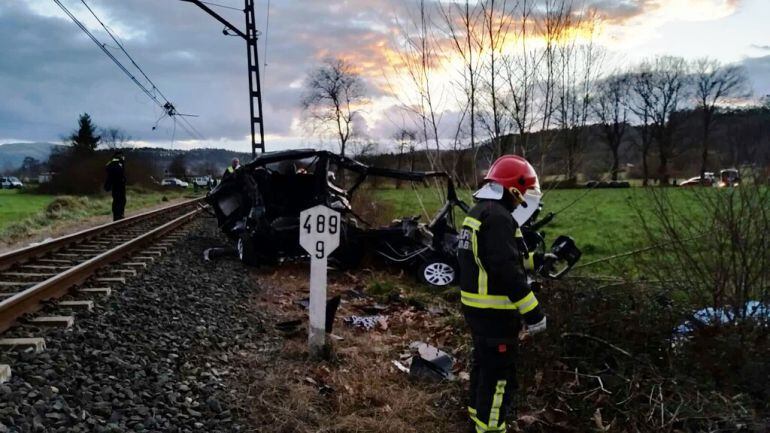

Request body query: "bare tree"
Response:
[534, 0, 573, 175]
[393, 128, 418, 188]
[100, 127, 132, 149]
[593, 73, 631, 180]
[439, 0, 483, 154]
[478, 0, 514, 156]
[167, 153, 187, 179]
[635, 56, 690, 185]
[393, 0, 446, 177]
[500, 0, 540, 157]
[554, 9, 603, 182]
[628, 69, 656, 186]
[691, 58, 750, 178]
[301, 58, 367, 158]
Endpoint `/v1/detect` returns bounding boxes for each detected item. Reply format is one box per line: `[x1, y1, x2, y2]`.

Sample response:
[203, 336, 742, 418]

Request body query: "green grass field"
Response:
[371, 186, 704, 273]
[0, 188, 199, 242]
[0, 189, 54, 232]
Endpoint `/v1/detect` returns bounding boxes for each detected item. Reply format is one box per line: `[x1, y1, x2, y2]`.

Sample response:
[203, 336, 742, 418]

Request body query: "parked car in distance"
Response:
[0, 176, 23, 189]
[680, 172, 715, 187]
[161, 178, 189, 188]
[191, 176, 212, 188]
[718, 169, 740, 187]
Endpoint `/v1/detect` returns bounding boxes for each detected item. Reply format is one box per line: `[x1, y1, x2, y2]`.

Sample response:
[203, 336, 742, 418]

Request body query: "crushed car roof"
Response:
[245, 149, 448, 182]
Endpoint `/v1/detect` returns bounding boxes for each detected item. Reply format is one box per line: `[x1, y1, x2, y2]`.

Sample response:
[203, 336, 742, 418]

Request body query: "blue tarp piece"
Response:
[674, 301, 769, 337]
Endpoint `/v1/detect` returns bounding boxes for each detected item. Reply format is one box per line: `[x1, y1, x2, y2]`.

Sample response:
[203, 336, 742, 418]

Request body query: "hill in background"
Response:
[0, 142, 63, 172]
[0, 142, 252, 176]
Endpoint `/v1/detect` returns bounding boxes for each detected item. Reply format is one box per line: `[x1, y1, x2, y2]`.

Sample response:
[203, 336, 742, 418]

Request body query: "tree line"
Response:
[301, 0, 766, 185]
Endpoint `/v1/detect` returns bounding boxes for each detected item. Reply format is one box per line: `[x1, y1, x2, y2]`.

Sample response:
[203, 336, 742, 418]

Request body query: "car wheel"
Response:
[236, 233, 259, 267]
[418, 260, 457, 287]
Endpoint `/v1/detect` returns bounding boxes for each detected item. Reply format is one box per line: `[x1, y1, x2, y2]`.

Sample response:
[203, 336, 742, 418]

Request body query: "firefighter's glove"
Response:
[526, 316, 547, 336]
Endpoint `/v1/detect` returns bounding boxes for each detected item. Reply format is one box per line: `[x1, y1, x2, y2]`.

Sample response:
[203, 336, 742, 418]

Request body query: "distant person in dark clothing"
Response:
[222, 158, 240, 182]
[104, 151, 127, 221]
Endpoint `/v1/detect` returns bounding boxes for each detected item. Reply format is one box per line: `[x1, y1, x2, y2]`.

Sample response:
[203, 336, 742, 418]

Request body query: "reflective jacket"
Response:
[222, 165, 238, 182]
[457, 199, 544, 325]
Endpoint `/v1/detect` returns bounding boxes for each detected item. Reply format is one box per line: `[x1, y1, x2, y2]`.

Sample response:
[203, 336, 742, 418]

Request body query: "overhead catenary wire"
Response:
[264, 0, 271, 70]
[51, 0, 165, 109]
[78, 0, 174, 106]
[200, 1, 242, 11]
[52, 0, 206, 141]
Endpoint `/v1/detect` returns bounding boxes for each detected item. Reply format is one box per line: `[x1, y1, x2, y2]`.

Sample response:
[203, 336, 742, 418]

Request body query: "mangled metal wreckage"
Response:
[206, 149, 580, 286]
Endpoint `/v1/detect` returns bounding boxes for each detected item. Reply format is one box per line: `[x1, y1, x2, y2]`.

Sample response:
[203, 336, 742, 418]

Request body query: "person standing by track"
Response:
[104, 151, 127, 221]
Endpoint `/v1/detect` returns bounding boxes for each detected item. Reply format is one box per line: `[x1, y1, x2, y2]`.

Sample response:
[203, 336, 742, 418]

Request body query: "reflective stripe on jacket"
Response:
[457, 199, 543, 323]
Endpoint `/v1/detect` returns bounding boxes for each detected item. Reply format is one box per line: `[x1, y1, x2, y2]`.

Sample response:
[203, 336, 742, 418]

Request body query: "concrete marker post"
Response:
[299, 205, 341, 355]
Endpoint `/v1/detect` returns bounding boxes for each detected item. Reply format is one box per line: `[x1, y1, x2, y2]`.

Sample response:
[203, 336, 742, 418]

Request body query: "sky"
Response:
[0, 0, 768, 154]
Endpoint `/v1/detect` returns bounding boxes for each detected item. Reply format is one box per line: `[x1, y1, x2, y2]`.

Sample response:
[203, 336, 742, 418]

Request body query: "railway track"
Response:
[0, 198, 205, 381]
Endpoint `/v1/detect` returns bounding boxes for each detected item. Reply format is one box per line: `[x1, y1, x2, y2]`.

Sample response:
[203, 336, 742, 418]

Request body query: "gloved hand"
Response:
[526, 316, 547, 335]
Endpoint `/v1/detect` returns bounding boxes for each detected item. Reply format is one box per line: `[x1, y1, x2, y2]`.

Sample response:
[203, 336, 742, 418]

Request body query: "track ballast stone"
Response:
[0, 219, 264, 432]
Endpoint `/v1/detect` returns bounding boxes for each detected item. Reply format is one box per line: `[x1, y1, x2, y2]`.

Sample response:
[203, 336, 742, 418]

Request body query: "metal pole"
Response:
[245, 0, 265, 157]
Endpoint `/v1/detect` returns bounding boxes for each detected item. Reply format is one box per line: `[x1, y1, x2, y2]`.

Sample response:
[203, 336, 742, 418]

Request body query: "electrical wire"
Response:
[79, 0, 173, 105]
[201, 1, 242, 11]
[264, 0, 271, 70]
[51, 0, 164, 109]
[52, 0, 206, 141]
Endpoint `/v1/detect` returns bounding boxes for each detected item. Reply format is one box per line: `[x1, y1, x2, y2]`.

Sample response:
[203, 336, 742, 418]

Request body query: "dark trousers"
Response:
[112, 188, 126, 221]
[464, 308, 520, 433]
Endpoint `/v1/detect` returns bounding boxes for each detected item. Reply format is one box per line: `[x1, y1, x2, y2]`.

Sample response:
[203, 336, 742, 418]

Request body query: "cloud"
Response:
[0, 0, 401, 151]
[741, 55, 770, 97]
[0, 0, 758, 152]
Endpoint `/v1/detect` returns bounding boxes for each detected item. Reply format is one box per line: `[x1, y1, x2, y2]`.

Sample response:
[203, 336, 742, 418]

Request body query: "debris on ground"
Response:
[674, 300, 769, 337]
[391, 341, 455, 382]
[344, 315, 388, 331]
[228, 265, 469, 433]
[203, 246, 236, 261]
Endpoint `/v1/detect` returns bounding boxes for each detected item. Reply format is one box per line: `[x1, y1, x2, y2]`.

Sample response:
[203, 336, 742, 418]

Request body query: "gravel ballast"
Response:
[0, 218, 264, 433]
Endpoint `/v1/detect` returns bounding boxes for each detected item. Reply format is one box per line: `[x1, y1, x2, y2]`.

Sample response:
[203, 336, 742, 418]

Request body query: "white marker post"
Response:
[299, 204, 341, 354]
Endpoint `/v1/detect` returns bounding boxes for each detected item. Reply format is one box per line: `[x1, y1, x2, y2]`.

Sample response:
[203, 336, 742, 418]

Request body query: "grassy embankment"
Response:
[372, 186, 661, 263]
[0, 187, 200, 243]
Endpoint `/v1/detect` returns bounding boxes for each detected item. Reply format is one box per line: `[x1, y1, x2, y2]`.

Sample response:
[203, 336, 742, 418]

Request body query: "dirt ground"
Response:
[0, 196, 191, 254]
[228, 264, 477, 433]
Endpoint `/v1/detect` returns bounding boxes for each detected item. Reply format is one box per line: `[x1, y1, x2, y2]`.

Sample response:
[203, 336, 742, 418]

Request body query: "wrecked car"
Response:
[206, 149, 580, 287]
[206, 149, 468, 286]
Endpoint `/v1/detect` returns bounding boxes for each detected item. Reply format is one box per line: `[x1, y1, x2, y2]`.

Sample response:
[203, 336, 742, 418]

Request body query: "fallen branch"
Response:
[560, 332, 634, 359]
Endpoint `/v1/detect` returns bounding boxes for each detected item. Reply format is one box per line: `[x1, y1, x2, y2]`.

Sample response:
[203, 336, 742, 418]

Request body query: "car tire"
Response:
[417, 260, 457, 288]
[236, 232, 259, 267]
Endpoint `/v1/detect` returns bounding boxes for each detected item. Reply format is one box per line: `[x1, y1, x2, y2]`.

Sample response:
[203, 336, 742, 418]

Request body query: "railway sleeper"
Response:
[28, 316, 75, 329]
[77, 287, 111, 297]
[132, 256, 156, 262]
[0, 281, 42, 288]
[2, 272, 57, 279]
[0, 364, 10, 384]
[107, 269, 137, 277]
[20, 265, 68, 271]
[0, 337, 46, 353]
[95, 277, 125, 284]
[36, 259, 73, 265]
[56, 300, 94, 312]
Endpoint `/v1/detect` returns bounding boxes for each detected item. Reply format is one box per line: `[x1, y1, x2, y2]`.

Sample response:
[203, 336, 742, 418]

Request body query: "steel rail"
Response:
[0, 198, 203, 272]
[0, 207, 202, 333]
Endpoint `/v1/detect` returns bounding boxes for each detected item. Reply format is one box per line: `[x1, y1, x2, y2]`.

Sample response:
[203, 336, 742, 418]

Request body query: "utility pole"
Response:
[181, 0, 266, 157]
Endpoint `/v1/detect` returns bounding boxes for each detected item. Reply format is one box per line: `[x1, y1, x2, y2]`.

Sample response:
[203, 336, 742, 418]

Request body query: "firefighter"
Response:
[458, 155, 547, 433]
[222, 158, 240, 182]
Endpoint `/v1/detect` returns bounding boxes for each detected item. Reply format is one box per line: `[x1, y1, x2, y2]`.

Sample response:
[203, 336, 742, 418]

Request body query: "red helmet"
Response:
[485, 155, 539, 195]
